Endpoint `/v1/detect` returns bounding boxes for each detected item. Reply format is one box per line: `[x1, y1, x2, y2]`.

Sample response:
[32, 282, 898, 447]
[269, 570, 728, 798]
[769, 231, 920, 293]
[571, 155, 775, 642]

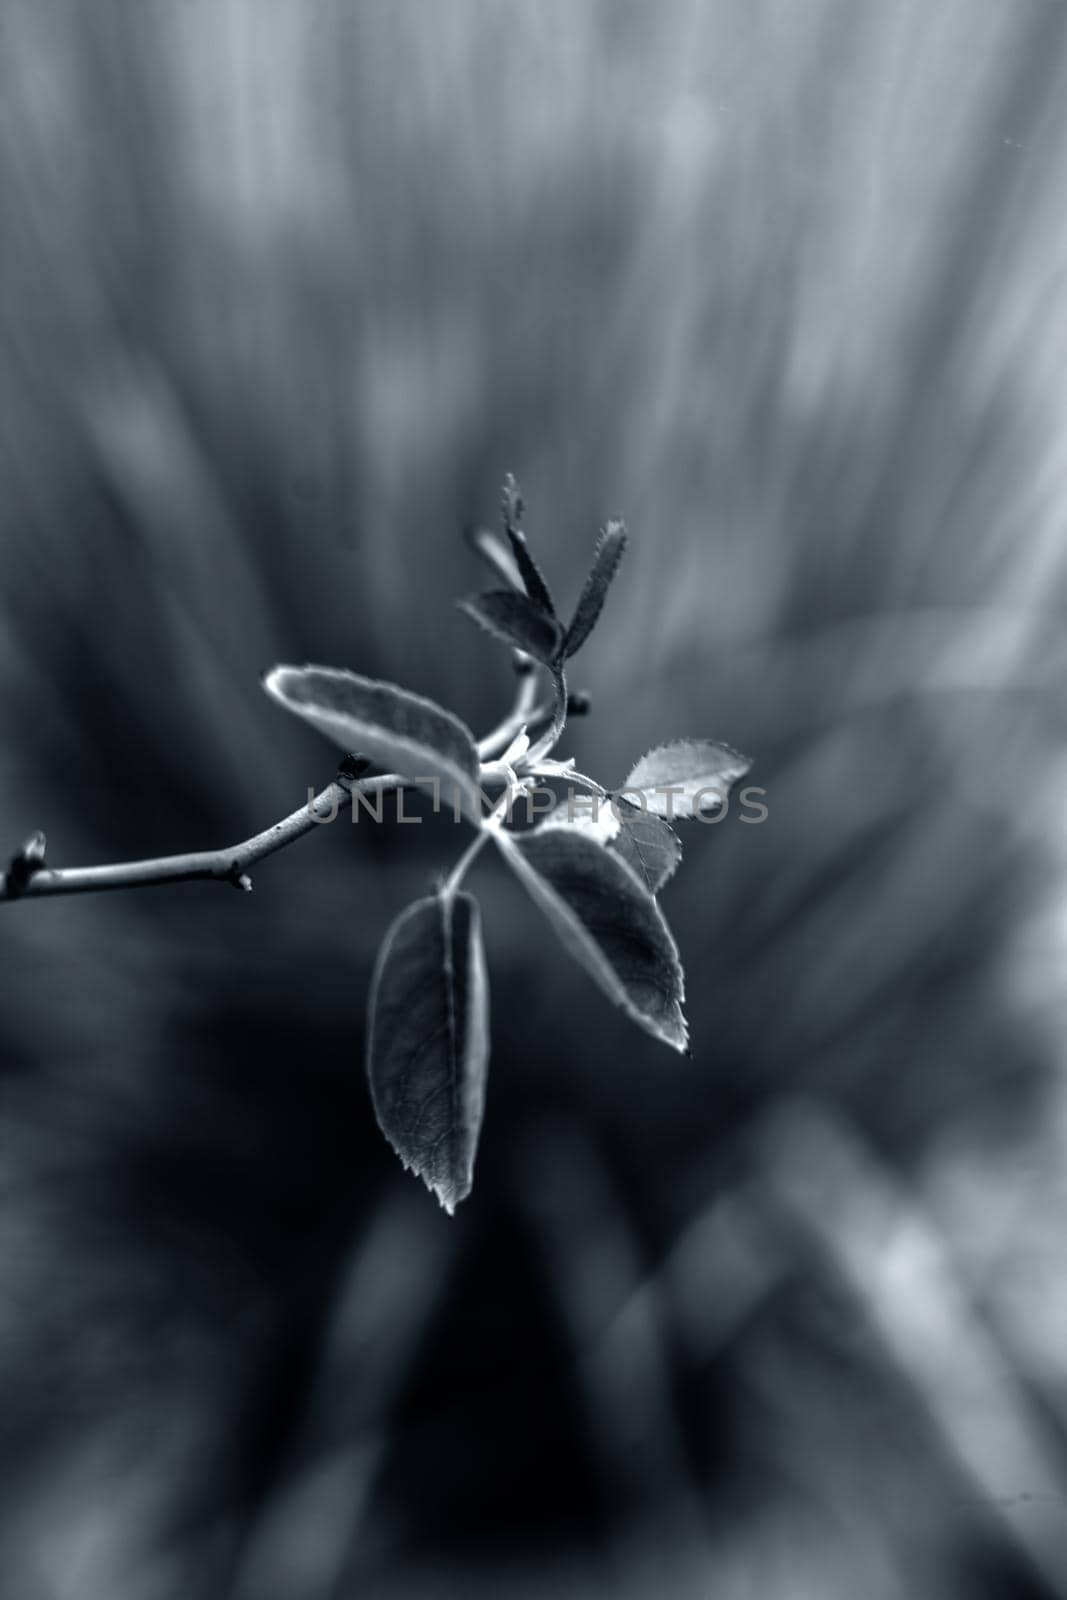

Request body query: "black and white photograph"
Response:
[3, 3, 1067, 1596]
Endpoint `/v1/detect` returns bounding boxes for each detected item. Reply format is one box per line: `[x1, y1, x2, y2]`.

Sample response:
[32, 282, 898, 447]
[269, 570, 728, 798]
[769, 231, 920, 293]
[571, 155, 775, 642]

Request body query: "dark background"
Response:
[3, 3, 1067, 1595]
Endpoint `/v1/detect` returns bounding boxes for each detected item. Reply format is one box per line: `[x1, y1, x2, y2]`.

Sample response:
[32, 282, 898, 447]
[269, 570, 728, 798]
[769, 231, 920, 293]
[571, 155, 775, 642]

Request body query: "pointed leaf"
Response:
[264, 664, 482, 822]
[610, 799, 682, 894]
[620, 740, 752, 819]
[502, 473, 555, 616]
[464, 524, 524, 592]
[457, 590, 563, 665]
[564, 520, 627, 658]
[495, 825, 688, 1052]
[367, 891, 490, 1213]
[507, 527, 556, 618]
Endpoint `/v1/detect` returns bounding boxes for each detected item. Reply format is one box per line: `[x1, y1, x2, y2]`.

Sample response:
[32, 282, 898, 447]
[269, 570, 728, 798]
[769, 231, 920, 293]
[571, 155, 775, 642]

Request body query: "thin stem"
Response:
[0, 772, 398, 903]
[525, 663, 568, 766]
[530, 765, 608, 798]
[475, 662, 541, 759]
[439, 829, 491, 901]
[440, 790, 511, 900]
[1, 658, 550, 906]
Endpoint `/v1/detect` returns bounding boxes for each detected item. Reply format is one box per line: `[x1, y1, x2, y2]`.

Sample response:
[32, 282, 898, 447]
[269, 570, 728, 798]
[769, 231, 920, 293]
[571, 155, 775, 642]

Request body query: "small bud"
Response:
[20, 831, 47, 866]
[338, 754, 371, 781]
[566, 691, 592, 717]
[5, 830, 48, 897]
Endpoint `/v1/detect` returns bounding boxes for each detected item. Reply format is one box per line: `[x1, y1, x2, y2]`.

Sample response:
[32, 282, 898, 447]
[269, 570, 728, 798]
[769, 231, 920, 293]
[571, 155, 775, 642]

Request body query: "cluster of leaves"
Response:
[265, 478, 750, 1211]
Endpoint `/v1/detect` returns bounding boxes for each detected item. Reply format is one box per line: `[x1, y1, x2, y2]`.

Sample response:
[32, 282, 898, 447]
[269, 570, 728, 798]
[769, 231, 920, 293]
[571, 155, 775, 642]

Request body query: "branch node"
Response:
[337, 754, 372, 783]
[6, 830, 47, 897]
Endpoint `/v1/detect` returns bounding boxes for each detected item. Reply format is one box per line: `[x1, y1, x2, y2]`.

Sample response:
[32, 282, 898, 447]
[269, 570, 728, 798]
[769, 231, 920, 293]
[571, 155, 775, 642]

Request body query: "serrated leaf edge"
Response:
[455, 591, 563, 664]
[493, 828, 689, 1053]
[620, 738, 752, 817]
[612, 803, 683, 895]
[563, 520, 627, 659]
[366, 891, 489, 1214]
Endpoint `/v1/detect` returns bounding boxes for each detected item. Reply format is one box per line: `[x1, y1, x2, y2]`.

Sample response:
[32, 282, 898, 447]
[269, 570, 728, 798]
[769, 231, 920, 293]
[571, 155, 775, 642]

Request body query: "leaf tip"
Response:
[262, 662, 303, 707]
[501, 471, 524, 527]
[562, 518, 629, 658]
[433, 1180, 471, 1217]
[662, 1007, 690, 1055]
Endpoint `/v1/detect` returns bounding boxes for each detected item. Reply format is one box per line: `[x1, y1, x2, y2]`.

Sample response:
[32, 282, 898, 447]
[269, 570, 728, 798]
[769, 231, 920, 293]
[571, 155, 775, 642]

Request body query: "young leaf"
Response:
[501, 473, 556, 617]
[620, 740, 752, 819]
[495, 825, 688, 1052]
[563, 520, 627, 658]
[264, 665, 483, 822]
[456, 590, 563, 665]
[610, 799, 682, 895]
[464, 524, 525, 592]
[367, 890, 490, 1214]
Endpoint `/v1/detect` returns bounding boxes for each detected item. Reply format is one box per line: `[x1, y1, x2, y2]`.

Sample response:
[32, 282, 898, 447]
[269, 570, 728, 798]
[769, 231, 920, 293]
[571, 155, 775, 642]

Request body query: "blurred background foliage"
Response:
[3, 1, 1067, 1595]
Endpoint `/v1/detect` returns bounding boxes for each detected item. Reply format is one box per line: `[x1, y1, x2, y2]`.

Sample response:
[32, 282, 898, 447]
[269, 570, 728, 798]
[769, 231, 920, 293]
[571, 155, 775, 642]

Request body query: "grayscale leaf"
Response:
[366, 891, 490, 1214]
[456, 590, 564, 665]
[610, 798, 682, 894]
[495, 825, 688, 1052]
[540, 801, 620, 847]
[563, 520, 627, 658]
[620, 740, 752, 819]
[464, 524, 525, 592]
[502, 473, 555, 616]
[264, 664, 483, 822]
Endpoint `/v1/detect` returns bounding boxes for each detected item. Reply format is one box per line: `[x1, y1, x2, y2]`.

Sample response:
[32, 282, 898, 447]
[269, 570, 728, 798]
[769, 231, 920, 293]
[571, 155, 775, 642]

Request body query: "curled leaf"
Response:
[367, 891, 490, 1213]
[495, 824, 688, 1052]
[610, 799, 682, 894]
[264, 665, 482, 822]
[564, 520, 627, 658]
[456, 590, 563, 665]
[620, 739, 752, 819]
